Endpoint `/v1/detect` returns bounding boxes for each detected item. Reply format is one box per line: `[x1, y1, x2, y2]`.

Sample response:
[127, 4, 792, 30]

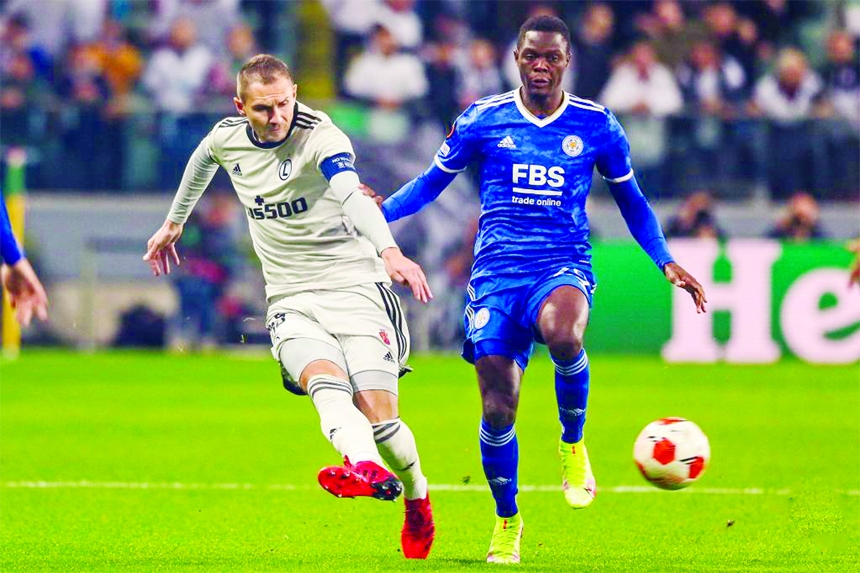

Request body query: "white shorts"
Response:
[266, 282, 410, 383]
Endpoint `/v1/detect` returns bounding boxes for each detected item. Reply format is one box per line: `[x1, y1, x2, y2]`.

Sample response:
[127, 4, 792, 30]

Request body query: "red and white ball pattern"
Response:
[633, 417, 710, 490]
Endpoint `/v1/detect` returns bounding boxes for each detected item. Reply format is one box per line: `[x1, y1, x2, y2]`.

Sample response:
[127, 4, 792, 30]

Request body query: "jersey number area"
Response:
[248, 197, 309, 220]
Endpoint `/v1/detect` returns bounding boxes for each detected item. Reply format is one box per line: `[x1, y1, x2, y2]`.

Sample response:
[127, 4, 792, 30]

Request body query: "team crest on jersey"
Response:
[439, 141, 451, 157]
[474, 308, 490, 329]
[562, 135, 584, 157]
[279, 159, 293, 180]
[379, 329, 391, 345]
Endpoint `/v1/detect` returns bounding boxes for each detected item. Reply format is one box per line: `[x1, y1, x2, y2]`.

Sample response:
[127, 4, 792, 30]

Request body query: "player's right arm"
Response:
[143, 134, 220, 276]
[382, 106, 479, 223]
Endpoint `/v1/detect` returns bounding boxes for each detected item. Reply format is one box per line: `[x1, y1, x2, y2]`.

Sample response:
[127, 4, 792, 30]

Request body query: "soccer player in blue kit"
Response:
[381, 16, 707, 564]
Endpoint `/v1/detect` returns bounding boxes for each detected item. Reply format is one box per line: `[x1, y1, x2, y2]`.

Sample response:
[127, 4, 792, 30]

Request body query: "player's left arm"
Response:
[597, 112, 707, 313]
[322, 153, 433, 303]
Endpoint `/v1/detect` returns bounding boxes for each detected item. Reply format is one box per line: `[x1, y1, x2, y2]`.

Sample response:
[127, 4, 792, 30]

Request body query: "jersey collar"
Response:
[514, 88, 569, 128]
[245, 102, 299, 149]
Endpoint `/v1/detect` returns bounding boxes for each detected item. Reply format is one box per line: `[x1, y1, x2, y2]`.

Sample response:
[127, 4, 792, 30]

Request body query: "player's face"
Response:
[234, 75, 297, 143]
[515, 31, 570, 98]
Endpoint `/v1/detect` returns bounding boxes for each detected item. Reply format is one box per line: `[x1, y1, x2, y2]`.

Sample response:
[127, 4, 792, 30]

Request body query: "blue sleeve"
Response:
[381, 161, 457, 222]
[433, 105, 480, 174]
[595, 110, 633, 181]
[319, 152, 356, 181]
[607, 177, 674, 270]
[0, 194, 23, 266]
[598, 110, 673, 270]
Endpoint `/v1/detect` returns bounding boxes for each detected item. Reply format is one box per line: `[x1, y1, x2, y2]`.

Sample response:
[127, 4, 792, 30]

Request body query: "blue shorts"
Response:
[462, 265, 596, 371]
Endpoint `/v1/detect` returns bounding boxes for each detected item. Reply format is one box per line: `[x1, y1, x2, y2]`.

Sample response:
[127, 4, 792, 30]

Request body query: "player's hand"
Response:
[664, 262, 707, 314]
[143, 220, 184, 276]
[359, 183, 384, 209]
[1, 259, 48, 326]
[380, 247, 433, 303]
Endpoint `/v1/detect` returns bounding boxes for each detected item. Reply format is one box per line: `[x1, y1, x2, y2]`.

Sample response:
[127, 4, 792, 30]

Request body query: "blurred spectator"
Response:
[703, 2, 759, 82]
[143, 19, 213, 114]
[600, 40, 683, 120]
[422, 11, 468, 127]
[58, 45, 111, 189]
[2, 0, 107, 59]
[502, 3, 573, 92]
[677, 40, 747, 112]
[664, 191, 725, 239]
[749, 48, 824, 199]
[143, 18, 214, 188]
[456, 38, 502, 110]
[599, 41, 683, 194]
[170, 188, 240, 351]
[0, 38, 40, 146]
[322, 0, 383, 95]
[1, 15, 52, 80]
[817, 29, 860, 199]
[674, 39, 749, 190]
[376, 0, 423, 50]
[736, 0, 818, 62]
[636, 0, 709, 70]
[210, 23, 258, 98]
[820, 30, 860, 128]
[323, 0, 421, 98]
[767, 191, 826, 241]
[86, 19, 143, 99]
[571, 2, 615, 101]
[150, 0, 241, 57]
[343, 23, 428, 110]
[0, 15, 50, 150]
[82, 19, 143, 189]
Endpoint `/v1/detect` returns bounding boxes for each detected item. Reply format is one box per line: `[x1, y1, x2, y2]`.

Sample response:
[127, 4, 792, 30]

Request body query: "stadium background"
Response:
[1, 1, 858, 571]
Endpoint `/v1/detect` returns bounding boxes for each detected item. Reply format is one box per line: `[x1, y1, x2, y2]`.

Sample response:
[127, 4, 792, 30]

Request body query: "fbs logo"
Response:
[379, 329, 390, 345]
[512, 163, 565, 187]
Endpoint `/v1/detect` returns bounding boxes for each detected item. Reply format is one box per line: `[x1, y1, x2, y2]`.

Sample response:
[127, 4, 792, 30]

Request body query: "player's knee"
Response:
[481, 391, 517, 427]
[546, 335, 583, 362]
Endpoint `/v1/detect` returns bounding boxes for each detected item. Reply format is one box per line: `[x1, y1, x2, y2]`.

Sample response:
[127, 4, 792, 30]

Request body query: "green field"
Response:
[1, 351, 858, 572]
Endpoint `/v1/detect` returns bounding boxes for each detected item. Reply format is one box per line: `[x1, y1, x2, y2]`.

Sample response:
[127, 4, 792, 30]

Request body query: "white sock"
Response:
[373, 418, 428, 500]
[307, 375, 382, 465]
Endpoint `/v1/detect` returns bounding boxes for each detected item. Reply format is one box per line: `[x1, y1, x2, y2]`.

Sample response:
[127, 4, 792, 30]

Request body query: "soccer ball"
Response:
[633, 417, 710, 490]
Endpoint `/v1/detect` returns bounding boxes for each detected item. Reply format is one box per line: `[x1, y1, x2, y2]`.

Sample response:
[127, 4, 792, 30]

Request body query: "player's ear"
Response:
[233, 96, 245, 116]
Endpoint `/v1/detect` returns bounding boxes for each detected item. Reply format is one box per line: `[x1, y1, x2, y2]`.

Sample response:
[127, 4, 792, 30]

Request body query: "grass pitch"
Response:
[1, 350, 858, 572]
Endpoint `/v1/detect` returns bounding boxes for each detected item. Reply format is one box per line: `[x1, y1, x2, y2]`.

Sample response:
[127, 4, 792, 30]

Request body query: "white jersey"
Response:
[168, 101, 390, 301]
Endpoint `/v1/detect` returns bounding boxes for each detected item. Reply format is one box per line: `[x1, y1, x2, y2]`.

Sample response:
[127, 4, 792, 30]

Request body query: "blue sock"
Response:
[553, 349, 589, 444]
[479, 420, 519, 518]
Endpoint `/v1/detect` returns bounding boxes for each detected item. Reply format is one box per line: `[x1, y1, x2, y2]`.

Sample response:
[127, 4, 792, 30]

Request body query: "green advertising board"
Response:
[586, 240, 859, 363]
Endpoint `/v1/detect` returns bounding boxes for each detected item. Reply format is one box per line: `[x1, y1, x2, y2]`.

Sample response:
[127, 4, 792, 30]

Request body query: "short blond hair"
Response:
[237, 54, 293, 101]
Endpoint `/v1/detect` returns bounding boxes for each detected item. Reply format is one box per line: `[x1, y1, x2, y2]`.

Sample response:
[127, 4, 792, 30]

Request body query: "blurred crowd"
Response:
[0, 0, 857, 201]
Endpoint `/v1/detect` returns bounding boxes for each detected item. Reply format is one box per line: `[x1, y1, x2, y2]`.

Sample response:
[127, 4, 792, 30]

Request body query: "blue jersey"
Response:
[434, 89, 634, 279]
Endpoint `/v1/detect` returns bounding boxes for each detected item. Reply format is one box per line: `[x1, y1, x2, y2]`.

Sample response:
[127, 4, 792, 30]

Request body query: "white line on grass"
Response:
[3, 481, 858, 496]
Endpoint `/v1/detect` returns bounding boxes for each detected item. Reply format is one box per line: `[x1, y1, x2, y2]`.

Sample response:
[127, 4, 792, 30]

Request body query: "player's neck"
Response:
[519, 87, 565, 118]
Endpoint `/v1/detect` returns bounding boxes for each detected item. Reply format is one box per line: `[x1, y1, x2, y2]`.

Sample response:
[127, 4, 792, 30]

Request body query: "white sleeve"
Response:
[167, 137, 220, 224]
[329, 171, 398, 254]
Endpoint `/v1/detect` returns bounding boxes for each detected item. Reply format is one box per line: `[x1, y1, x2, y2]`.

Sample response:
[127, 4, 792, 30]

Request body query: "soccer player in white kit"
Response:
[143, 54, 434, 559]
